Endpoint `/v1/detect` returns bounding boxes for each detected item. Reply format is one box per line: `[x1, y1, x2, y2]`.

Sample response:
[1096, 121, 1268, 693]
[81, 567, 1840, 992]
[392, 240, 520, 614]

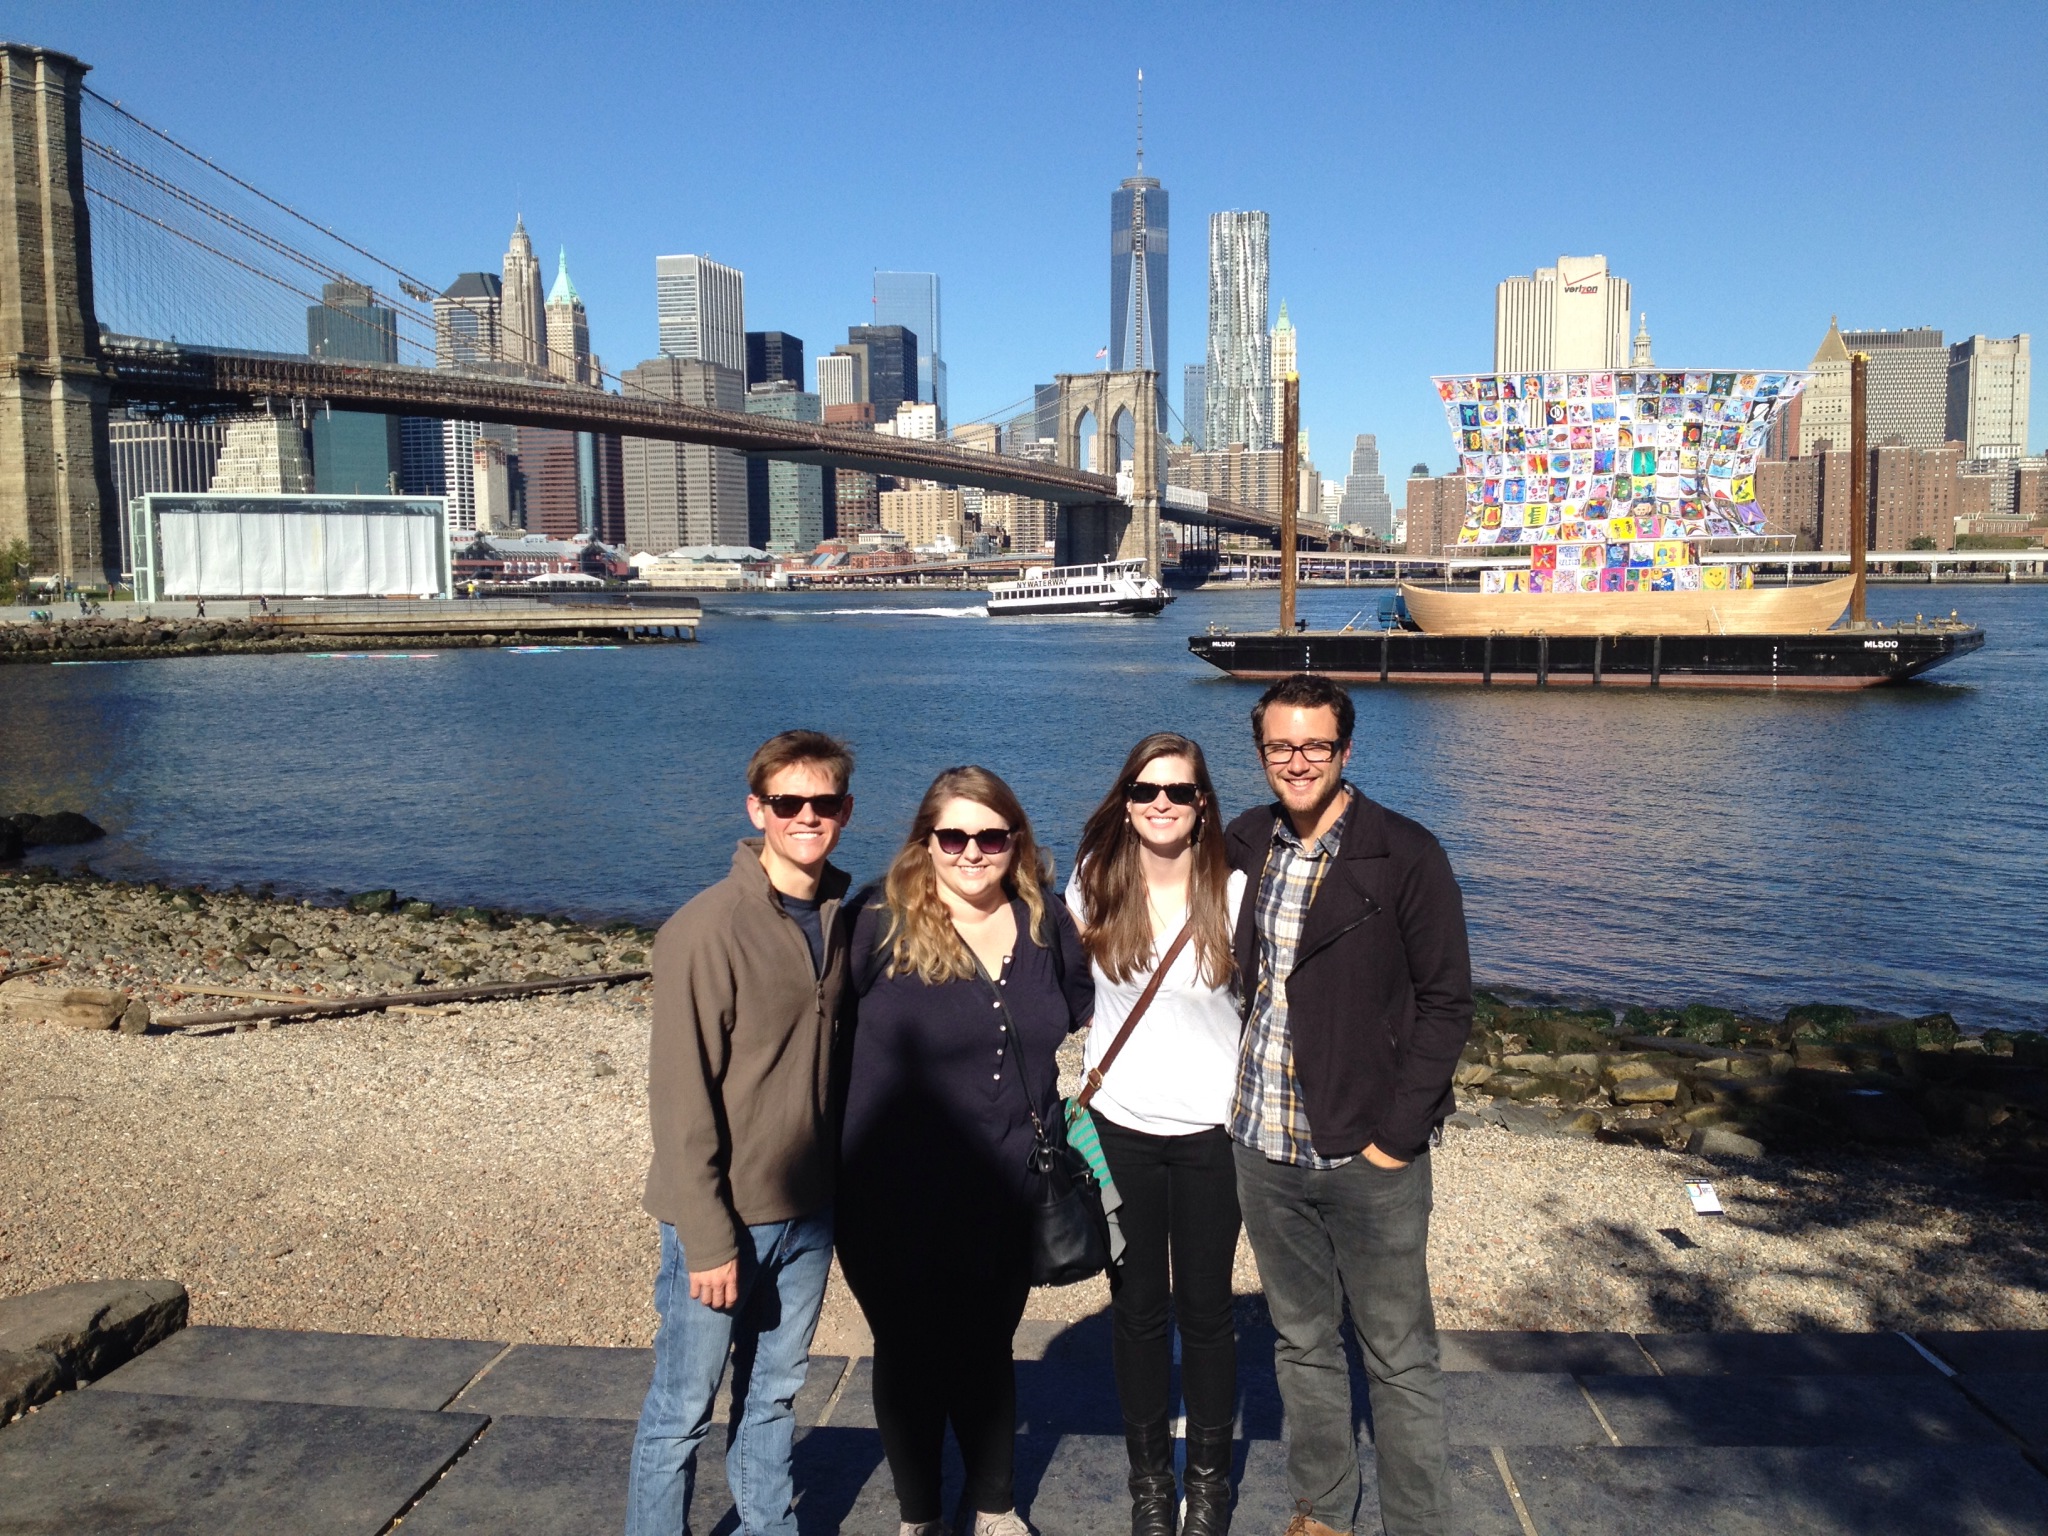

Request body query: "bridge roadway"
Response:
[97, 338, 1284, 538]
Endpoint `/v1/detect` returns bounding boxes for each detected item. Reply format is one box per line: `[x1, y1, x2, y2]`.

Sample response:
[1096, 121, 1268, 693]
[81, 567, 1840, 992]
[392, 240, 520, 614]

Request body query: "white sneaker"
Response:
[973, 1512, 1034, 1536]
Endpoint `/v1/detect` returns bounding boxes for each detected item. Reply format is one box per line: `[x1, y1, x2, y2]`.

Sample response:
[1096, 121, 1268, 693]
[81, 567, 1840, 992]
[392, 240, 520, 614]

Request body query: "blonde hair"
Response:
[882, 765, 1053, 984]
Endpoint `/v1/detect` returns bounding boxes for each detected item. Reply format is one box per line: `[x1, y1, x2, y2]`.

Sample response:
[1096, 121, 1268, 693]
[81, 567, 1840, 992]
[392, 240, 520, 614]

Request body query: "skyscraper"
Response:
[501, 216, 546, 373]
[1338, 434, 1395, 539]
[817, 351, 861, 407]
[846, 325, 917, 424]
[545, 248, 591, 384]
[1267, 301, 1296, 450]
[1111, 76, 1168, 427]
[657, 255, 746, 373]
[434, 272, 502, 367]
[1204, 210, 1270, 452]
[1632, 312, 1654, 366]
[872, 273, 945, 423]
[306, 280, 400, 493]
[1946, 334, 2031, 460]
[399, 418, 445, 497]
[744, 384, 831, 551]
[1182, 365, 1206, 447]
[747, 331, 805, 390]
[1841, 327, 1949, 448]
[1800, 317, 1852, 456]
[1494, 255, 1632, 372]
[621, 355, 749, 551]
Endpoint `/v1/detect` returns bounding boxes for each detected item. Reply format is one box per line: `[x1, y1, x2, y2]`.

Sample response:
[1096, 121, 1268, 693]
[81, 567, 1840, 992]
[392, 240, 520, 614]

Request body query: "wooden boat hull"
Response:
[1187, 624, 1984, 690]
[1397, 575, 1854, 637]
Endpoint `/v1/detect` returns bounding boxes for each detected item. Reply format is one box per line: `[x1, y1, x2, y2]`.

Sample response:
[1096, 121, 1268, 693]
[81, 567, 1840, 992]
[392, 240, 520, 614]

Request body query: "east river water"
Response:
[2, 585, 2043, 1029]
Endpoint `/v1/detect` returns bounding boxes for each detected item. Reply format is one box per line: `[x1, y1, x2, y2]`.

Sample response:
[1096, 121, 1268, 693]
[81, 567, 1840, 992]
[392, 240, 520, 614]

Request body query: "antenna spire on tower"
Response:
[1136, 68, 1144, 173]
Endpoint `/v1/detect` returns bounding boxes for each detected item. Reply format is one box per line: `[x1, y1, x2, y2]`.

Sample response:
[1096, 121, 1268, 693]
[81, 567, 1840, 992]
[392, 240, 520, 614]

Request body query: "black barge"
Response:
[1188, 620, 1984, 689]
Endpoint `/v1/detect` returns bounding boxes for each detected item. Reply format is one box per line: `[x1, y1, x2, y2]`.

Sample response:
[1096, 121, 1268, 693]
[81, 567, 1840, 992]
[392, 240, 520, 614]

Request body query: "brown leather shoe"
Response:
[1280, 1500, 1345, 1536]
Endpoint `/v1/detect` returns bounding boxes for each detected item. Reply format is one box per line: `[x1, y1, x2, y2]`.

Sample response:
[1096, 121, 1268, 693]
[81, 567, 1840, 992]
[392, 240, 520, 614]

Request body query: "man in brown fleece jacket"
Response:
[626, 730, 855, 1536]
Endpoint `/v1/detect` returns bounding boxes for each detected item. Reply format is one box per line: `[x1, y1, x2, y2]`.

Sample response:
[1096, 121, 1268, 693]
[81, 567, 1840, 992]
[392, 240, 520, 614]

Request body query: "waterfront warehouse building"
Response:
[130, 493, 452, 601]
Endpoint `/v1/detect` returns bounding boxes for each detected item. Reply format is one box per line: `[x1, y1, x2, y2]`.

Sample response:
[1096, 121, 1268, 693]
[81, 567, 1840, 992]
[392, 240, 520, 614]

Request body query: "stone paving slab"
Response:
[1580, 1373, 2000, 1447]
[448, 1344, 850, 1427]
[1439, 1329, 1655, 1375]
[829, 1355, 876, 1430]
[1919, 1330, 2048, 1374]
[1634, 1330, 1937, 1376]
[1444, 1372, 1609, 1446]
[91, 1324, 504, 1410]
[1954, 1374, 2048, 1452]
[400, 1415, 638, 1536]
[1502, 1444, 2048, 1535]
[1234, 1437, 1527, 1536]
[0, 1387, 486, 1535]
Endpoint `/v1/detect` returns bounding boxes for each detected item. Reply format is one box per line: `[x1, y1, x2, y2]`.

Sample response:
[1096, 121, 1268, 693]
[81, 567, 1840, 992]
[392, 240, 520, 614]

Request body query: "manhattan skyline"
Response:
[21, 1, 2045, 487]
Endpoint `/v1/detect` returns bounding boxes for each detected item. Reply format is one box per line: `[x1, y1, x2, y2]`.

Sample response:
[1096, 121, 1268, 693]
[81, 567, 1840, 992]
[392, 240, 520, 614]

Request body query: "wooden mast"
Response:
[1848, 352, 1869, 626]
[1279, 373, 1300, 632]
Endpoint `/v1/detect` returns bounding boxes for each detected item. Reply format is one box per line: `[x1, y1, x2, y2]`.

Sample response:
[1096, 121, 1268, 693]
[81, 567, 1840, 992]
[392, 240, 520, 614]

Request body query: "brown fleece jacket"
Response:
[641, 839, 849, 1270]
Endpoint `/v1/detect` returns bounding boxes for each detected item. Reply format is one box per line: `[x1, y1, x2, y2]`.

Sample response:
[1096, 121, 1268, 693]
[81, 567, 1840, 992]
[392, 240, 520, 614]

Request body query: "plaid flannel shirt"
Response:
[1230, 791, 1354, 1169]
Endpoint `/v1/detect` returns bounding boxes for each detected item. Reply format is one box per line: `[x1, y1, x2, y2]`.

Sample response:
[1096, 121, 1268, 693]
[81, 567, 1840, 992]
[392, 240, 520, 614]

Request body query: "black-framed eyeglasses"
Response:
[1124, 780, 1201, 806]
[760, 792, 849, 819]
[1259, 739, 1342, 765]
[932, 826, 1014, 856]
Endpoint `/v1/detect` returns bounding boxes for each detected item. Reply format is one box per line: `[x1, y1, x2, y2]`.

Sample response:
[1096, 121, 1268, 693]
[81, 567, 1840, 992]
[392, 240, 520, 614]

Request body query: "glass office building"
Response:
[871, 272, 944, 423]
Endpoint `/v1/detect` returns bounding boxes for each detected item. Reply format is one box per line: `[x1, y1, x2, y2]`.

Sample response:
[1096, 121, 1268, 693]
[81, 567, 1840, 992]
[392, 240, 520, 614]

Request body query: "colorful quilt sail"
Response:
[1434, 370, 1808, 549]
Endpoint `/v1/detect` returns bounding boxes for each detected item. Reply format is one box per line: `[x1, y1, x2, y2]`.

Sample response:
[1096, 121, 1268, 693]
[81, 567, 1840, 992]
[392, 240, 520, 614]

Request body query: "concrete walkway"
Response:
[3, 1316, 2046, 1534]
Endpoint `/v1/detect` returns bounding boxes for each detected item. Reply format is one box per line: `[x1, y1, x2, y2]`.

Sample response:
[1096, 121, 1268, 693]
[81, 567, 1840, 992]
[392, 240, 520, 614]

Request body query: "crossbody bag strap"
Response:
[1077, 919, 1194, 1111]
[969, 951, 1050, 1143]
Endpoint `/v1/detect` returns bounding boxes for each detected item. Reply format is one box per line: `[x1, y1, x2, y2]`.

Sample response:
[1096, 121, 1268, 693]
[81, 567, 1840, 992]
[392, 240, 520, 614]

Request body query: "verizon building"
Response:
[1494, 255, 1632, 372]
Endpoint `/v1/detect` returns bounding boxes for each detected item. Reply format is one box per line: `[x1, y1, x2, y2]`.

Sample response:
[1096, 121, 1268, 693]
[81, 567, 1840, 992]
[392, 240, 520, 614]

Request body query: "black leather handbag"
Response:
[972, 955, 1111, 1287]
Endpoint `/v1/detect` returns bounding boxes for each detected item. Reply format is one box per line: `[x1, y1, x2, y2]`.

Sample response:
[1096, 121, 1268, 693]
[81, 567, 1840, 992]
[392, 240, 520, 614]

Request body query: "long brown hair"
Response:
[882, 765, 1055, 984]
[1074, 733, 1234, 988]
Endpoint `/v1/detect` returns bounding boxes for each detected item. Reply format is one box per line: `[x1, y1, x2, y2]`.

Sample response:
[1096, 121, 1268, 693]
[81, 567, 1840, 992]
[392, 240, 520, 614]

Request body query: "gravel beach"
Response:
[4, 873, 2046, 1355]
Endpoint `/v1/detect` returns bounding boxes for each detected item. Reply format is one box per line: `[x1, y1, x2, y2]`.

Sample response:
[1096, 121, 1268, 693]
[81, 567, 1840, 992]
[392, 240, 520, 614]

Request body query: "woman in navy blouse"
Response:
[838, 765, 1093, 1536]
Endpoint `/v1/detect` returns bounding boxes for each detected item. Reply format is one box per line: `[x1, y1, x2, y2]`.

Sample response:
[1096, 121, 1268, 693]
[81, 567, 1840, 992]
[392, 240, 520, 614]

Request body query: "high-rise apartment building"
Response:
[846, 325, 918, 424]
[399, 418, 445, 497]
[473, 437, 513, 534]
[516, 425, 583, 541]
[1946, 334, 2031, 460]
[656, 255, 746, 373]
[1111, 166, 1168, 426]
[1402, 471, 1469, 557]
[1338, 433, 1395, 539]
[620, 355, 749, 551]
[1800, 317, 1852, 456]
[108, 412, 228, 575]
[545, 250, 592, 385]
[872, 273, 945, 423]
[501, 216, 547, 373]
[1182, 365, 1206, 447]
[1840, 326, 1948, 448]
[1167, 443, 1284, 518]
[880, 401, 939, 442]
[1493, 255, 1631, 372]
[306, 280, 400, 493]
[434, 272, 502, 368]
[880, 487, 966, 550]
[744, 384, 831, 551]
[747, 331, 805, 391]
[1204, 211, 1271, 452]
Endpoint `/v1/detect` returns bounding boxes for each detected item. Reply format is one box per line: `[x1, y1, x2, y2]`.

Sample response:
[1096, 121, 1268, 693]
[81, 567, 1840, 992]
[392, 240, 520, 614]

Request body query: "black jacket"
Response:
[1225, 792, 1473, 1161]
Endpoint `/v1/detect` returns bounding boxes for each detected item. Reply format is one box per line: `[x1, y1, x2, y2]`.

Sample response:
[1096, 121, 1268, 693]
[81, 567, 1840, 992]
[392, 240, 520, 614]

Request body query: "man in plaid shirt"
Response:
[1222, 674, 1474, 1536]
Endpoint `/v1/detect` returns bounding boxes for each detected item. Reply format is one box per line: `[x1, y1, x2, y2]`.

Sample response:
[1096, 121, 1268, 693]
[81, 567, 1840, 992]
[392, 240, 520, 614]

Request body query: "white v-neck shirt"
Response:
[1064, 866, 1248, 1137]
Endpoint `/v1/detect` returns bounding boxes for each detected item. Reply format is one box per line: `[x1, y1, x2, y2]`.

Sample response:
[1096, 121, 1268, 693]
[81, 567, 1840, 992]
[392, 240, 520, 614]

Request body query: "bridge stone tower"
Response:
[1054, 369, 1161, 575]
[0, 44, 116, 588]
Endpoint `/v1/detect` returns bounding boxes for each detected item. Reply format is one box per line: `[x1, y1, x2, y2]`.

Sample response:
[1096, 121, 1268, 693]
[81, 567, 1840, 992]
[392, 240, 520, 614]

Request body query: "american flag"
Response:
[1095, 348, 1108, 359]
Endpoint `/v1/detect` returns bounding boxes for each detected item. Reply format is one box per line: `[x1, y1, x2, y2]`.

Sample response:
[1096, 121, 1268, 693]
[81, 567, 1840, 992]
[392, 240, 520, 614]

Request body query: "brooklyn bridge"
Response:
[0, 41, 1305, 590]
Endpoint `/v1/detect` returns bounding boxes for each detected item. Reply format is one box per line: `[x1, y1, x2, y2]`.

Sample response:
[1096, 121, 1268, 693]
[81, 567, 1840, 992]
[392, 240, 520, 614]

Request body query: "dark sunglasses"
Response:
[932, 826, 1014, 856]
[760, 793, 848, 819]
[1124, 780, 1201, 806]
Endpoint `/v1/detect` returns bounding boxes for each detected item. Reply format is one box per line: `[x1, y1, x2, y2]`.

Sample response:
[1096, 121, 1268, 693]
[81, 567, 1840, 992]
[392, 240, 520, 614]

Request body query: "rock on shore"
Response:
[0, 616, 673, 663]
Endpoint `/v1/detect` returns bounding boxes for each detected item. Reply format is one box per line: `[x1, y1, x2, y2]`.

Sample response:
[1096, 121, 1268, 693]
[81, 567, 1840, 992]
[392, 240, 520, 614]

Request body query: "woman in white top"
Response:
[1067, 732, 1247, 1536]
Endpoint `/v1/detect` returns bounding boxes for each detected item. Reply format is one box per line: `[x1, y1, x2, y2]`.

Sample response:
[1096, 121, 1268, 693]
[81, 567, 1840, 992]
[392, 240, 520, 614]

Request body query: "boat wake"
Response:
[726, 604, 989, 620]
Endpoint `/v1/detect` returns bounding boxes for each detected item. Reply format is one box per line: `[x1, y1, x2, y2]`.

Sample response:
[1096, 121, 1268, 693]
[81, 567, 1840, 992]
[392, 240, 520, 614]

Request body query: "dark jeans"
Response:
[1097, 1120, 1241, 1432]
[840, 1252, 1030, 1523]
[1233, 1145, 1449, 1536]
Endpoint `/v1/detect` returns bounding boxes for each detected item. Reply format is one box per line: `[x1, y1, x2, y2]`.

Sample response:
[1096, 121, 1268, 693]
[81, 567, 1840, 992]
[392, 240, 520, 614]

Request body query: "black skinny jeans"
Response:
[1096, 1119, 1242, 1431]
[845, 1259, 1030, 1523]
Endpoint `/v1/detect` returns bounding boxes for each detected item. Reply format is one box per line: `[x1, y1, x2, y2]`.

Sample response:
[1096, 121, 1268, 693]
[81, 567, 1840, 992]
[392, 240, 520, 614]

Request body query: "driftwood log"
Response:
[163, 969, 651, 1035]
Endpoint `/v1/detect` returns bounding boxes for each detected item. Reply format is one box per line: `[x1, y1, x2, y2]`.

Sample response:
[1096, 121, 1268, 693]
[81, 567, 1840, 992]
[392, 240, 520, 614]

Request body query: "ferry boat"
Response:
[1188, 366, 1987, 689]
[987, 560, 1172, 617]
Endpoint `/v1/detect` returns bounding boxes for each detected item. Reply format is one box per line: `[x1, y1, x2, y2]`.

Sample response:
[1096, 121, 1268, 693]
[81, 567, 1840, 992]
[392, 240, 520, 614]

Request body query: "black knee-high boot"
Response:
[1179, 1421, 1234, 1536]
[1123, 1416, 1179, 1536]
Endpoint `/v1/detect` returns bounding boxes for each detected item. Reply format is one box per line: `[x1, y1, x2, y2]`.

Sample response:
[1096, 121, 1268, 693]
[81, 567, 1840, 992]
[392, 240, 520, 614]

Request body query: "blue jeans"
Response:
[625, 1211, 835, 1536]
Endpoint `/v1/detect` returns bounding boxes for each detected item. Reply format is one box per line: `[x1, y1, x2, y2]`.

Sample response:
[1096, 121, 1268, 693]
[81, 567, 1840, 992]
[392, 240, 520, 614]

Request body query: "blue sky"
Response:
[18, 1, 2047, 490]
